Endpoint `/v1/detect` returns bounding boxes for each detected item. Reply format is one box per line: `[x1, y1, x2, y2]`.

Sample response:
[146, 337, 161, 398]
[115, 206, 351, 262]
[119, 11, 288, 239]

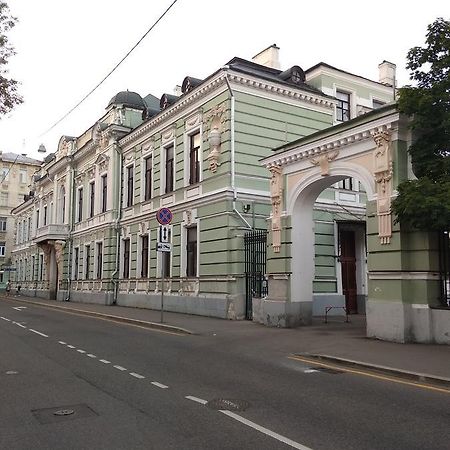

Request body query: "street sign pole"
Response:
[156, 208, 173, 324]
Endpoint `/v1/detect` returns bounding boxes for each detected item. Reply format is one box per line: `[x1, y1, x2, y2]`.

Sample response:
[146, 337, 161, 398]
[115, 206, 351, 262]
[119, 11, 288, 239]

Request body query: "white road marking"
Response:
[77, 349, 86, 354]
[99, 359, 111, 364]
[220, 410, 313, 450]
[14, 322, 26, 328]
[12, 306, 27, 311]
[151, 381, 169, 389]
[0, 316, 10, 321]
[129, 372, 145, 379]
[113, 365, 127, 371]
[58, 341, 67, 345]
[185, 395, 208, 405]
[303, 369, 319, 374]
[29, 329, 48, 337]
[87, 354, 96, 358]
[67, 345, 75, 349]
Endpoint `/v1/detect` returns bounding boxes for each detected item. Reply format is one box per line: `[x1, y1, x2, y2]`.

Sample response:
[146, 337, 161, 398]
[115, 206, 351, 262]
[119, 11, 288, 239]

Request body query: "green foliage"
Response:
[0, 1, 22, 116]
[393, 18, 450, 230]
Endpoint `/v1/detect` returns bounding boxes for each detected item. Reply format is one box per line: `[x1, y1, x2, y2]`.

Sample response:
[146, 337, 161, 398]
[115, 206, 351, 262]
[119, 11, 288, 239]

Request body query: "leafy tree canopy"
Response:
[392, 17, 450, 230]
[0, 1, 22, 116]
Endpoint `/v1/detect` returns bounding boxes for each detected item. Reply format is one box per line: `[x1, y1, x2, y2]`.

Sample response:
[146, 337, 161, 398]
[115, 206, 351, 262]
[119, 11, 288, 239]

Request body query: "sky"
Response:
[1, 0, 448, 160]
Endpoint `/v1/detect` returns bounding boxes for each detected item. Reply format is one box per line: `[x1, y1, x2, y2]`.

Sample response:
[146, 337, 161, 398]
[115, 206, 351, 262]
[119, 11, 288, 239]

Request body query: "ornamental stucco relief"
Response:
[372, 130, 393, 244]
[269, 166, 283, 253]
[203, 103, 227, 173]
[310, 150, 339, 176]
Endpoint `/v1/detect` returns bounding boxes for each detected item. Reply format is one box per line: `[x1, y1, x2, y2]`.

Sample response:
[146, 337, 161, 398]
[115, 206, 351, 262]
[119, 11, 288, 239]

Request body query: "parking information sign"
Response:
[156, 208, 173, 225]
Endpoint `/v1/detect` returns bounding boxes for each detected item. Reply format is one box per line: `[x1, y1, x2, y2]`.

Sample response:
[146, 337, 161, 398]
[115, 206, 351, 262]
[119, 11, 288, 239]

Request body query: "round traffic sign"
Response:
[156, 207, 173, 225]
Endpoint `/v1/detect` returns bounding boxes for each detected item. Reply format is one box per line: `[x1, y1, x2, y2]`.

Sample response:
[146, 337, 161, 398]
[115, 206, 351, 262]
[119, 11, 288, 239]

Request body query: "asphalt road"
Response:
[0, 299, 449, 450]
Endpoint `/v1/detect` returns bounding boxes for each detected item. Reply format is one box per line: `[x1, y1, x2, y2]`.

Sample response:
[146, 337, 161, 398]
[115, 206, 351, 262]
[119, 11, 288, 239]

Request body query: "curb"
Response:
[297, 353, 450, 388]
[0, 296, 194, 336]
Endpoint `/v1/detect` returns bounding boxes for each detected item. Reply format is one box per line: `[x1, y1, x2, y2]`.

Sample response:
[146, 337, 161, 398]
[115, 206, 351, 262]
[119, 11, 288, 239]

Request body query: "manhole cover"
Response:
[53, 409, 75, 416]
[32, 404, 97, 424]
[206, 399, 250, 411]
[313, 367, 344, 375]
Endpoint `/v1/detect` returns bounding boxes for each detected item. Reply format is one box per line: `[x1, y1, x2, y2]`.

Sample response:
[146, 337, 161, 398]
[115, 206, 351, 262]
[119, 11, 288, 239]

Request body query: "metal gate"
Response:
[244, 229, 268, 320]
[438, 230, 450, 307]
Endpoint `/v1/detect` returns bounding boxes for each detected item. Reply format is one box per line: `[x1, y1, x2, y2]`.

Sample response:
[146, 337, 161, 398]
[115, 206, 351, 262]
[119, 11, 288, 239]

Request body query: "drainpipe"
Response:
[111, 140, 123, 305]
[65, 158, 75, 301]
[222, 67, 252, 229]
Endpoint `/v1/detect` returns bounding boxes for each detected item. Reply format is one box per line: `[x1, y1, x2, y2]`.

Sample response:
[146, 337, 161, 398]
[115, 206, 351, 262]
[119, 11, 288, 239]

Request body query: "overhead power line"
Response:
[40, 0, 180, 137]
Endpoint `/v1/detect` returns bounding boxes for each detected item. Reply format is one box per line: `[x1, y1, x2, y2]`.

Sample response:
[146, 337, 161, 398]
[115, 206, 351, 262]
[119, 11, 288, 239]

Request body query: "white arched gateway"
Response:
[260, 105, 450, 344]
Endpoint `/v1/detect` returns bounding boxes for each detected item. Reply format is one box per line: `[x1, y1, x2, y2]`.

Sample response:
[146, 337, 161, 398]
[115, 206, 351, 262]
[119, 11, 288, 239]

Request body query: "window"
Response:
[19, 169, 28, 184]
[77, 188, 83, 222]
[123, 238, 130, 279]
[0, 242, 5, 257]
[0, 217, 6, 231]
[24, 258, 27, 281]
[126, 166, 134, 207]
[60, 187, 66, 223]
[89, 182, 95, 218]
[0, 192, 8, 206]
[85, 245, 91, 279]
[165, 144, 174, 194]
[43, 205, 47, 226]
[338, 178, 354, 191]
[336, 91, 350, 122]
[39, 254, 44, 281]
[27, 218, 31, 239]
[189, 132, 200, 185]
[101, 174, 107, 213]
[73, 248, 79, 280]
[32, 256, 35, 281]
[0, 168, 9, 182]
[36, 209, 40, 229]
[186, 226, 197, 277]
[96, 242, 103, 279]
[141, 234, 149, 278]
[373, 99, 386, 109]
[144, 157, 152, 201]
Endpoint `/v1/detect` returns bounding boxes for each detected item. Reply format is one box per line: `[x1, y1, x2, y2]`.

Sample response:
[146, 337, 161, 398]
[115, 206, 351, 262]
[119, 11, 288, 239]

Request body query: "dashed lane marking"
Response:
[220, 410, 313, 450]
[58, 341, 67, 345]
[113, 365, 127, 371]
[99, 359, 111, 364]
[151, 381, 169, 389]
[77, 349, 86, 354]
[185, 395, 208, 405]
[130, 372, 145, 379]
[87, 354, 96, 358]
[13, 322, 26, 328]
[29, 329, 48, 338]
[67, 345, 75, 349]
[1, 316, 11, 321]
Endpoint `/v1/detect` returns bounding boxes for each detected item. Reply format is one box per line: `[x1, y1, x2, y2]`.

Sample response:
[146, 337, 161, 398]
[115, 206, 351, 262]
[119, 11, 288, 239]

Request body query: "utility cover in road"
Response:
[156, 207, 173, 225]
[157, 242, 172, 252]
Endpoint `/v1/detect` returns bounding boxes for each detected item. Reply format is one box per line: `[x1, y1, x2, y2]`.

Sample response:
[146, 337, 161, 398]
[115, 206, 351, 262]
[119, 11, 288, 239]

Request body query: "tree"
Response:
[0, 1, 22, 116]
[392, 18, 450, 231]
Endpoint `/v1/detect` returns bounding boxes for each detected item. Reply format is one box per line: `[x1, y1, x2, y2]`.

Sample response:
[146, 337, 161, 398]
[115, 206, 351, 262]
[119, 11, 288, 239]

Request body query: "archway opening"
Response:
[289, 166, 375, 320]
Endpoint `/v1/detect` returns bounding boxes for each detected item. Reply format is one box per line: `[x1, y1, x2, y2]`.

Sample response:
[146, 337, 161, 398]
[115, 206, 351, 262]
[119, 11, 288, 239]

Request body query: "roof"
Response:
[107, 91, 146, 110]
[0, 152, 42, 165]
[225, 57, 327, 97]
[306, 62, 388, 88]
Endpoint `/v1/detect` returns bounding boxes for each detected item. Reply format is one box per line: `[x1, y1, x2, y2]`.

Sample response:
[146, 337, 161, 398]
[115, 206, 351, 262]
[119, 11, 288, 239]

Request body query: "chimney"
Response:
[378, 60, 396, 87]
[173, 85, 182, 96]
[252, 44, 281, 69]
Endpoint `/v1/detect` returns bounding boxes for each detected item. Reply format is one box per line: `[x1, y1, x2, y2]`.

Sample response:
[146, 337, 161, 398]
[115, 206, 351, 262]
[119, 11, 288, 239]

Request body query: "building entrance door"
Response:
[339, 229, 358, 314]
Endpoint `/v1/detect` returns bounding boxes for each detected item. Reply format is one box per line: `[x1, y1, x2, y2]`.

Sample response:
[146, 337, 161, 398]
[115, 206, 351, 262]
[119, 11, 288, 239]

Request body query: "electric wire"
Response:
[40, 0, 180, 137]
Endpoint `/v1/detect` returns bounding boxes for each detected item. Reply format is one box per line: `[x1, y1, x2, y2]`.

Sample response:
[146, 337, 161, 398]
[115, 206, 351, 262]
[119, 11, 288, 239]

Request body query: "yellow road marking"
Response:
[289, 355, 450, 395]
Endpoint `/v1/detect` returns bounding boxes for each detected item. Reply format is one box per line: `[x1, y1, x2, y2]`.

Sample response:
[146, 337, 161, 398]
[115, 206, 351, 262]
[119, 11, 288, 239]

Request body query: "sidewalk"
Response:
[2, 294, 450, 386]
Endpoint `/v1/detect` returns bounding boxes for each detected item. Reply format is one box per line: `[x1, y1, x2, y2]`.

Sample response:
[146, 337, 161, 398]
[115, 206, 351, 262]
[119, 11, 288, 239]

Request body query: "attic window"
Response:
[279, 66, 305, 85]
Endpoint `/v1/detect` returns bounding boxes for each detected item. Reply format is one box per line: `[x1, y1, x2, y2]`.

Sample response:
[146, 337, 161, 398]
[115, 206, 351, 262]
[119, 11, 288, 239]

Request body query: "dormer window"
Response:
[159, 94, 179, 110]
[336, 91, 351, 122]
[278, 66, 305, 85]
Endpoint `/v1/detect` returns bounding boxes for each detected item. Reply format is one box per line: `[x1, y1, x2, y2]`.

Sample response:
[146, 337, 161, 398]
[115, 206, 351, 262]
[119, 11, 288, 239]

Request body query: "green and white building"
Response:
[16, 46, 434, 338]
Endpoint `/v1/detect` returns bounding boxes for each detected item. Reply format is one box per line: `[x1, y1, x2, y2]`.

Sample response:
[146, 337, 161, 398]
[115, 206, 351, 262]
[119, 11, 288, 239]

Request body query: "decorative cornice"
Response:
[120, 71, 334, 148]
[263, 113, 399, 169]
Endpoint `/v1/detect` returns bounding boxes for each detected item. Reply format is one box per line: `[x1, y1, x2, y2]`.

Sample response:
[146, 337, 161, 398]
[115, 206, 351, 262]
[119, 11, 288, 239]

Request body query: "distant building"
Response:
[0, 152, 41, 286]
